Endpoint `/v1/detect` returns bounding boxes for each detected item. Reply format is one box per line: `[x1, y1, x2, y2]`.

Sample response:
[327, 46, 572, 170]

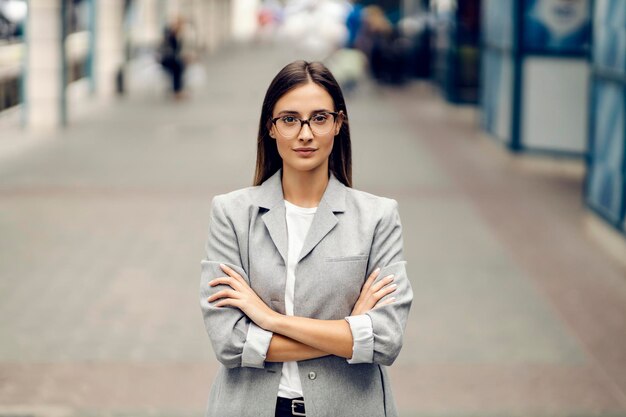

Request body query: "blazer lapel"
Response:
[297, 172, 346, 263]
[297, 200, 337, 263]
[262, 205, 288, 265]
[256, 169, 289, 264]
[253, 168, 348, 265]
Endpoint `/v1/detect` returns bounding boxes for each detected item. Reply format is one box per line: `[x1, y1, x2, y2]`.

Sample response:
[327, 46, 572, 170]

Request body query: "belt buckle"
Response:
[291, 399, 306, 416]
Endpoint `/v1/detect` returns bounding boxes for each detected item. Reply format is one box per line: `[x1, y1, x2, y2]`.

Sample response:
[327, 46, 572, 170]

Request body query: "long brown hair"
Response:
[253, 60, 352, 187]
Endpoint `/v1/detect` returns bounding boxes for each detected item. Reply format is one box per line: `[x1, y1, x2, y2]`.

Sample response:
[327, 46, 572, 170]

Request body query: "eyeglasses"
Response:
[270, 111, 343, 138]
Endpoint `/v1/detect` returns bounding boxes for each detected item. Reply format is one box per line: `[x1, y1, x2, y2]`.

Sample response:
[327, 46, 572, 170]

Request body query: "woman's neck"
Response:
[281, 165, 329, 208]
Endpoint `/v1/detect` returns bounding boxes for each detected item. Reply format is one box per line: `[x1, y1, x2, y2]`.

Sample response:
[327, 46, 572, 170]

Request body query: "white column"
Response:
[94, 0, 125, 98]
[216, 0, 227, 46]
[220, 0, 233, 45]
[205, 0, 218, 54]
[191, 0, 206, 53]
[26, 0, 64, 130]
[232, 0, 260, 43]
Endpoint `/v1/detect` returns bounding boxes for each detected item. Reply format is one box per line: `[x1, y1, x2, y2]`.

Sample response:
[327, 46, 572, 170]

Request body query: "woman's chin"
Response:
[284, 159, 328, 173]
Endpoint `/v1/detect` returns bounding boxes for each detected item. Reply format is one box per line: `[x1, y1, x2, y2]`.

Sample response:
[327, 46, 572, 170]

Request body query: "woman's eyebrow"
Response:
[276, 109, 333, 116]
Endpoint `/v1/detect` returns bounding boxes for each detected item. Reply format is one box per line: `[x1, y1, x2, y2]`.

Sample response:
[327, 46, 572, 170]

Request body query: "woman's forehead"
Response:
[273, 82, 334, 114]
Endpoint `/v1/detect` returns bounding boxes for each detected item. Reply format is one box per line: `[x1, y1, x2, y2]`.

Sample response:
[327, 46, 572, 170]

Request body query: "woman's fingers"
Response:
[351, 274, 396, 315]
[373, 297, 396, 309]
[372, 282, 397, 301]
[369, 274, 394, 294]
[355, 267, 382, 306]
[220, 264, 247, 285]
[214, 298, 241, 308]
[207, 289, 239, 303]
[361, 267, 381, 294]
[209, 276, 242, 290]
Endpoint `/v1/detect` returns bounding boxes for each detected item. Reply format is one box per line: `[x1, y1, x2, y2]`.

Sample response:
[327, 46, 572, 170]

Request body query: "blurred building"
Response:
[1, 0, 625, 246]
[425, 0, 625, 246]
[0, 0, 239, 130]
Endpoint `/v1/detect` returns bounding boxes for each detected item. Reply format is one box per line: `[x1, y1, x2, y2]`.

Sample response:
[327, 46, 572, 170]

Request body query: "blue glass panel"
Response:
[480, 50, 513, 143]
[481, 50, 501, 135]
[594, 0, 626, 28]
[587, 79, 625, 222]
[593, 0, 626, 74]
[593, 28, 626, 73]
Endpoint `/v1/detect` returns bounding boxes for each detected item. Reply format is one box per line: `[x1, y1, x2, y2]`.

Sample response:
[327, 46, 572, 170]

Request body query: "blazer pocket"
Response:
[325, 254, 369, 262]
[321, 256, 369, 312]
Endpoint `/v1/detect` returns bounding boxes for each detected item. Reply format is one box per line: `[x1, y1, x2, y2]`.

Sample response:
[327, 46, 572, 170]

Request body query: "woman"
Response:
[199, 61, 413, 417]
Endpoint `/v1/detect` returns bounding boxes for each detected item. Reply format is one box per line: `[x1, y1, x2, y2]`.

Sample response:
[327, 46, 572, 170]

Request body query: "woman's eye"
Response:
[282, 116, 297, 124]
[312, 114, 329, 123]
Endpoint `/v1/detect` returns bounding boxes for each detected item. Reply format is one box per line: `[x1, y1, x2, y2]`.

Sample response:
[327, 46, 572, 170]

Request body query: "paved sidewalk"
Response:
[1, 44, 626, 417]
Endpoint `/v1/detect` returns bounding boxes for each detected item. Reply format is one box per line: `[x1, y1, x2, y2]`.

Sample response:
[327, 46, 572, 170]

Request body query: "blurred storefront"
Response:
[480, 0, 590, 154]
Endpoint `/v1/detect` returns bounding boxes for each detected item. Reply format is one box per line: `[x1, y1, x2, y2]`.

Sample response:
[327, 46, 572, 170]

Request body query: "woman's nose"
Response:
[298, 123, 314, 140]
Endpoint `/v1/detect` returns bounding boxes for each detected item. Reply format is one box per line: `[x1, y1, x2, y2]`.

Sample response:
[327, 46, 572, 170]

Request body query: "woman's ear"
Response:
[266, 123, 275, 139]
[335, 118, 343, 136]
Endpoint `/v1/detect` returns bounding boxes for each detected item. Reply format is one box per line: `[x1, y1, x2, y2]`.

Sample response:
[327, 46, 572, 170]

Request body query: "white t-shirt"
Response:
[278, 199, 317, 398]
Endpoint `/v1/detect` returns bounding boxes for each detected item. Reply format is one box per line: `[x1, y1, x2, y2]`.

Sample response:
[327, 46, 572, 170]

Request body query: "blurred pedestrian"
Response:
[158, 16, 186, 100]
[355, 6, 393, 82]
[199, 61, 413, 416]
[255, 1, 280, 44]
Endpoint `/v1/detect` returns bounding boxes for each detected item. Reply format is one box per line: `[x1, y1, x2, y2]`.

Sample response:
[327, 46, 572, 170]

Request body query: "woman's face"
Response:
[269, 82, 342, 176]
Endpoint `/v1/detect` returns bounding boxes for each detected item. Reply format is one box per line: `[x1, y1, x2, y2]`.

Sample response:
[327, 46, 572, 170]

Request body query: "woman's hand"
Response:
[351, 267, 397, 316]
[207, 264, 279, 330]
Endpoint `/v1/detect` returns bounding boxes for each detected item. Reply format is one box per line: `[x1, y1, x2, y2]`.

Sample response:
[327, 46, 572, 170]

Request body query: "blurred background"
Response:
[1, 0, 626, 416]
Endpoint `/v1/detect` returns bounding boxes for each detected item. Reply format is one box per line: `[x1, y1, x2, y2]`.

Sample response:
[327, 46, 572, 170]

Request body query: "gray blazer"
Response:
[199, 168, 413, 417]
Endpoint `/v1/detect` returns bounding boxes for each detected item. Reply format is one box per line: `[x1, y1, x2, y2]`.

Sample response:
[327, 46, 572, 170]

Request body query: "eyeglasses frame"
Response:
[269, 110, 344, 138]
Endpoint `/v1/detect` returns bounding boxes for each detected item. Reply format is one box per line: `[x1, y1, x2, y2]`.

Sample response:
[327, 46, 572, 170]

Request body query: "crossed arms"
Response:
[199, 196, 413, 368]
[206, 263, 396, 362]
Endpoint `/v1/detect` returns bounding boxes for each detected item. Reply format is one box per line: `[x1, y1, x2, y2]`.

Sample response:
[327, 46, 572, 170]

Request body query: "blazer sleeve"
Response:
[364, 199, 413, 366]
[199, 195, 273, 369]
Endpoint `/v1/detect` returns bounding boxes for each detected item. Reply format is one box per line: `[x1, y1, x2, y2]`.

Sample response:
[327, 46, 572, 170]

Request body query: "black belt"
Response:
[275, 396, 306, 416]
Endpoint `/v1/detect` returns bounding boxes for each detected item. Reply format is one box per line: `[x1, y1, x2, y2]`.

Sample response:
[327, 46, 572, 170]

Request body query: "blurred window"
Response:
[0, 0, 26, 40]
[0, 0, 25, 112]
[64, 0, 92, 85]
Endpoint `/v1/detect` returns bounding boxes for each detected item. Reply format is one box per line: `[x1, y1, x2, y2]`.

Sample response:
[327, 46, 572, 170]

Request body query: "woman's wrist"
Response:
[262, 309, 282, 333]
[266, 333, 330, 362]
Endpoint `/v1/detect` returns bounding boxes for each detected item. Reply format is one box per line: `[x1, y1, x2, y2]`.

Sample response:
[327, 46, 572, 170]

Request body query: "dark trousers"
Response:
[170, 60, 184, 93]
[162, 58, 184, 93]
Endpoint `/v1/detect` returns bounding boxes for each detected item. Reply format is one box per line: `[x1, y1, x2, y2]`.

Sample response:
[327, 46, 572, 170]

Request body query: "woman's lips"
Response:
[294, 148, 316, 157]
